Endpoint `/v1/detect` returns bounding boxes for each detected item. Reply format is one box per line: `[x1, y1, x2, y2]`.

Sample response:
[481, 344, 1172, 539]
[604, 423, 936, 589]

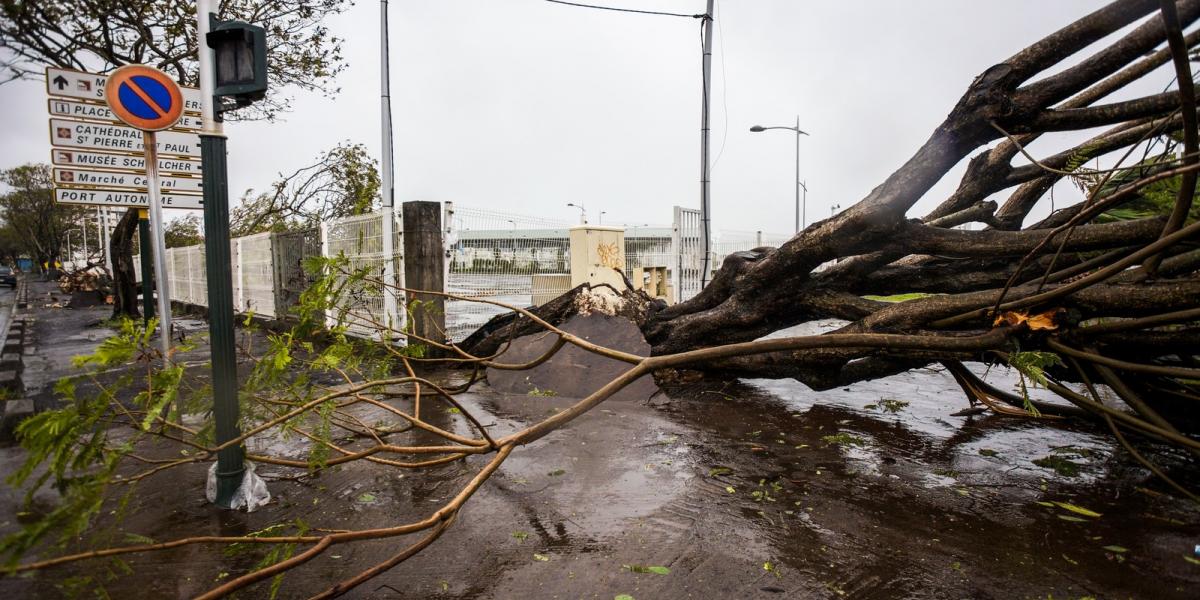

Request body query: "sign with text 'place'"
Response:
[55, 188, 203, 210]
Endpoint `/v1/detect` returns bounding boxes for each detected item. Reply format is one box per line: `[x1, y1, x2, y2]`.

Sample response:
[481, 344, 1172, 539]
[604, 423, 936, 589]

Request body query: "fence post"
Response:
[269, 232, 284, 319]
[402, 201, 445, 351]
[320, 222, 333, 330]
[239, 238, 248, 312]
[442, 201, 454, 297]
[671, 206, 682, 304]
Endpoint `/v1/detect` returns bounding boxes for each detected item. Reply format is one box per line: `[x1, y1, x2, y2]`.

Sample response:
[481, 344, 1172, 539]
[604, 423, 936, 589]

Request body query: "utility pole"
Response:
[699, 0, 714, 287]
[380, 0, 399, 338]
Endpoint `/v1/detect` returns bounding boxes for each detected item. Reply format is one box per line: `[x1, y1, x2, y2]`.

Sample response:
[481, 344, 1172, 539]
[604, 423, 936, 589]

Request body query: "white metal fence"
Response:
[320, 211, 403, 338]
[134, 204, 795, 344]
[444, 204, 573, 342]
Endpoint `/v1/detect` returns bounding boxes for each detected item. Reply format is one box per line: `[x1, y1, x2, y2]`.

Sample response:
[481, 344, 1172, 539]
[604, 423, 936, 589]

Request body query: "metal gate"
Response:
[671, 206, 704, 303]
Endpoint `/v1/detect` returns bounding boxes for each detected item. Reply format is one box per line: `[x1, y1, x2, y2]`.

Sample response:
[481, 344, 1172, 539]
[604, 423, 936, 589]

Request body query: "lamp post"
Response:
[750, 116, 809, 233]
[599, 211, 607, 225]
[567, 202, 587, 224]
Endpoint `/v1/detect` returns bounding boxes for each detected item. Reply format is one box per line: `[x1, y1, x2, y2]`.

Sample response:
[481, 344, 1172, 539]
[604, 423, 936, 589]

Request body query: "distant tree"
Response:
[0, 0, 350, 120]
[0, 163, 84, 270]
[163, 212, 203, 248]
[231, 142, 380, 236]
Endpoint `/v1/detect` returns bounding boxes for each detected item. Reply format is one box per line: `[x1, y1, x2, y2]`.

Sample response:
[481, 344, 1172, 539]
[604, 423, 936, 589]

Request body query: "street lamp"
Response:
[599, 211, 607, 225]
[750, 116, 809, 233]
[567, 202, 587, 225]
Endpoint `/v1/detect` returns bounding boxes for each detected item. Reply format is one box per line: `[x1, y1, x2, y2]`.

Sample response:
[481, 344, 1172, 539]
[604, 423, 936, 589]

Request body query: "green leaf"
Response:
[1052, 501, 1101, 518]
[1058, 515, 1088, 522]
[1184, 555, 1200, 566]
[1102, 545, 1128, 553]
[547, 469, 565, 477]
[356, 493, 377, 503]
[623, 564, 669, 575]
[533, 553, 550, 562]
[708, 466, 733, 477]
[123, 533, 156, 545]
[615, 595, 635, 600]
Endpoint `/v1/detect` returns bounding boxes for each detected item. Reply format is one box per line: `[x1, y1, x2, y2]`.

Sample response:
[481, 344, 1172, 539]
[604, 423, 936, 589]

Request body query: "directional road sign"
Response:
[46, 66, 202, 114]
[104, 65, 184, 131]
[54, 168, 203, 194]
[49, 98, 202, 132]
[49, 118, 200, 157]
[51, 149, 203, 176]
[55, 188, 203, 210]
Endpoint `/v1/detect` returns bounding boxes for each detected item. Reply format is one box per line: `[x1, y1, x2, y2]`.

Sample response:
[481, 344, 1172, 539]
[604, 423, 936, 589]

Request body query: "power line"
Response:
[543, 0, 704, 19]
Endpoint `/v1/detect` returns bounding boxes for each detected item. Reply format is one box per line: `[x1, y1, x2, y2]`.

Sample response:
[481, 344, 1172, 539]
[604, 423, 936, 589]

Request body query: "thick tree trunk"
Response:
[110, 208, 139, 319]
[459, 1, 1200, 449]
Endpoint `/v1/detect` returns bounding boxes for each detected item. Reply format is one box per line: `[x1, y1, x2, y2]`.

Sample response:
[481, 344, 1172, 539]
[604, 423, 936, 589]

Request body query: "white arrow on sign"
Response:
[55, 168, 203, 194]
[51, 149, 202, 176]
[46, 66, 202, 114]
[48, 98, 203, 132]
[55, 187, 203, 210]
[50, 118, 200, 157]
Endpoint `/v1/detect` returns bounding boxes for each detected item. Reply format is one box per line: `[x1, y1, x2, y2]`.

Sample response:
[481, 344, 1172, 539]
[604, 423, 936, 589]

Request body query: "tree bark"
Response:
[110, 208, 139, 319]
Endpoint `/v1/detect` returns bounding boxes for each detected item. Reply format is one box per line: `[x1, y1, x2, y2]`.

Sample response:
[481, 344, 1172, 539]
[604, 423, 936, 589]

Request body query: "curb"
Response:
[0, 276, 31, 443]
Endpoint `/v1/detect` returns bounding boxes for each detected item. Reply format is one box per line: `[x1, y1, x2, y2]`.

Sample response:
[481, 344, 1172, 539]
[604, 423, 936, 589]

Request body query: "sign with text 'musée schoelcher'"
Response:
[51, 149, 202, 176]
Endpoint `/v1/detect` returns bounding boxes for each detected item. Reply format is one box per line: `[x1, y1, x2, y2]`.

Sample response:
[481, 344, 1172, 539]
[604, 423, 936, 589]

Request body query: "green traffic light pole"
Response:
[197, 0, 244, 507]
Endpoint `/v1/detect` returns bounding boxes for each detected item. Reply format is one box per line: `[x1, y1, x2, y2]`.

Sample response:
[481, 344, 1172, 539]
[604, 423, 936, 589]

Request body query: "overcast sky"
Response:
[0, 0, 1181, 234]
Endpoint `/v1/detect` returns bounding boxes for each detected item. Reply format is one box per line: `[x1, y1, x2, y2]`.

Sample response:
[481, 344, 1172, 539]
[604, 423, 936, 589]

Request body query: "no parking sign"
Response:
[103, 65, 185, 131]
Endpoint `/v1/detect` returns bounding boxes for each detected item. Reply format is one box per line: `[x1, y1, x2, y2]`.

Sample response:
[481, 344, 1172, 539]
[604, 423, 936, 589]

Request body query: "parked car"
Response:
[0, 266, 15, 287]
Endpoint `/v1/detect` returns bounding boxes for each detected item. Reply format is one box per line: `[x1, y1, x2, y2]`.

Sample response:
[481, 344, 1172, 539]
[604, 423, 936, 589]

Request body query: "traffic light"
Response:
[206, 16, 267, 118]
